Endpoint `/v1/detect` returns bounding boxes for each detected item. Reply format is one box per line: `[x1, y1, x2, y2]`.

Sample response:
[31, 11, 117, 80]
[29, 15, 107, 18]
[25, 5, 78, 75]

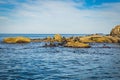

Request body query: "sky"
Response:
[0, 0, 120, 34]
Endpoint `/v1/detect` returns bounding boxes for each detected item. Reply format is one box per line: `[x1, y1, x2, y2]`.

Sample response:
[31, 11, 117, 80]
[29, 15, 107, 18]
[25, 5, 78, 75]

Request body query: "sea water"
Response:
[0, 34, 120, 80]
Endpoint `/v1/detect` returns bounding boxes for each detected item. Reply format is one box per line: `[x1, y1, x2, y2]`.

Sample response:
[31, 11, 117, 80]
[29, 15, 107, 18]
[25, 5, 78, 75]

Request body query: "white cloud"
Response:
[1, 0, 120, 34]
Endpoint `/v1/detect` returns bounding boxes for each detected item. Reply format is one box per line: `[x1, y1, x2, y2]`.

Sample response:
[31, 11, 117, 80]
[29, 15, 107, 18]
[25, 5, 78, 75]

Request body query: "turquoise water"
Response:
[0, 34, 120, 80]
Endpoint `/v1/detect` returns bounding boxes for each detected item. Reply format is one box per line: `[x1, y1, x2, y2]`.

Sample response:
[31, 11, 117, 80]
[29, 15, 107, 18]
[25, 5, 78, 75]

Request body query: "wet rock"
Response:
[65, 41, 90, 48]
[43, 42, 57, 47]
[3, 37, 31, 43]
[110, 25, 120, 37]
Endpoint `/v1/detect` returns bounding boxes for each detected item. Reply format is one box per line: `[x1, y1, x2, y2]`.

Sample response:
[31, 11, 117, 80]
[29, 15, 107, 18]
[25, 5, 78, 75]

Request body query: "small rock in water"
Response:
[3, 37, 31, 43]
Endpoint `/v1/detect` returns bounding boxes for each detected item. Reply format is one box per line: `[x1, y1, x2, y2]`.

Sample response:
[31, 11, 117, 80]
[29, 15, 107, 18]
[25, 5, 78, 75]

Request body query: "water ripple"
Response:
[0, 42, 120, 80]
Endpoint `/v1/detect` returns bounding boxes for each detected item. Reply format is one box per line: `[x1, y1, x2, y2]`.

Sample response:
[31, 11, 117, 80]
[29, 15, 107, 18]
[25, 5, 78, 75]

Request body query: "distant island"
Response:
[3, 25, 120, 48]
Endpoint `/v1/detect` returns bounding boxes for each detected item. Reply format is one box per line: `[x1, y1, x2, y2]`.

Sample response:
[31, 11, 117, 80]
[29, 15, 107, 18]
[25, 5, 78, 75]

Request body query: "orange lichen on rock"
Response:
[105, 36, 120, 43]
[54, 34, 62, 42]
[80, 34, 120, 43]
[110, 25, 120, 37]
[65, 41, 90, 48]
[3, 37, 31, 43]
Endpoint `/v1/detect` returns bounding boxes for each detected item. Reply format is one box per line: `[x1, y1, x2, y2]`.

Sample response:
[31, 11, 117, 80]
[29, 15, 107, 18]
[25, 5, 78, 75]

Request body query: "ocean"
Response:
[0, 34, 120, 80]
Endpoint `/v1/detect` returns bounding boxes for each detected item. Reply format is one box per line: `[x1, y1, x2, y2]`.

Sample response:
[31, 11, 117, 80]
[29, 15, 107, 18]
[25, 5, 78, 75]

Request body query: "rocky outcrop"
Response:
[110, 25, 120, 37]
[65, 41, 90, 48]
[30, 34, 63, 42]
[80, 34, 120, 43]
[3, 37, 31, 43]
[3, 26, 120, 48]
[53, 34, 62, 42]
[30, 33, 120, 44]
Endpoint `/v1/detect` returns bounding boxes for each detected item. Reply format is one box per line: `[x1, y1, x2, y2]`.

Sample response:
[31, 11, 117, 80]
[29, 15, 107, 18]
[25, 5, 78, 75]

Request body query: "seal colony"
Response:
[3, 25, 120, 48]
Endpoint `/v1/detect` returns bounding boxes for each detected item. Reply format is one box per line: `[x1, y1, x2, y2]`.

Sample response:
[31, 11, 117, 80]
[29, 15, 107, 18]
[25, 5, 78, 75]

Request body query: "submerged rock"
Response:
[3, 37, 31, 43]
[110, 25, 120, 37]
[65, 41, 90, 48]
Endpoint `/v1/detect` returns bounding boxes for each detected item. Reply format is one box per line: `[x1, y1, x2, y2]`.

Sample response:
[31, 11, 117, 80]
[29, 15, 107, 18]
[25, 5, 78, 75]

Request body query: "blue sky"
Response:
[0, 0, 120, 34]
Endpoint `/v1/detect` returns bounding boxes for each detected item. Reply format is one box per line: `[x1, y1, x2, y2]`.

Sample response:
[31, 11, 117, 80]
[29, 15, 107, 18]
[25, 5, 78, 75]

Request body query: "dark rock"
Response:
[43, 42, 57, 47]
